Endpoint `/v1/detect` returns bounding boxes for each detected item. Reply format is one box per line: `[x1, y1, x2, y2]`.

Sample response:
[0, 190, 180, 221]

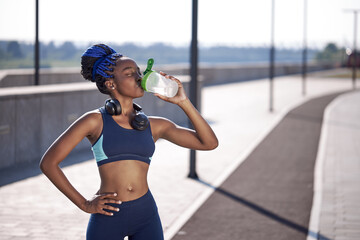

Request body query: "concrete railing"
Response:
[0, 77, 194, 169]
[0, 61, 336, 169]
[0, 68, 83, 87]
[0, 62, 336, 88]
[197, 62, 336, 85]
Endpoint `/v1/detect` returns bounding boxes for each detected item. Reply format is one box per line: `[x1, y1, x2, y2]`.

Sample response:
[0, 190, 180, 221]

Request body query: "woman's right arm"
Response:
[39, 112, 120, 216]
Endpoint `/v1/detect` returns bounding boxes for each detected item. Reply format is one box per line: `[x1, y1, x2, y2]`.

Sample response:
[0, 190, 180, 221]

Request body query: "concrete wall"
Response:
[0, 62, 336, 169]
[0, 68, 83, 87]
[0, 62, 336, 88]
[199, 62, 333, 85]
[0, 78, 193, 169]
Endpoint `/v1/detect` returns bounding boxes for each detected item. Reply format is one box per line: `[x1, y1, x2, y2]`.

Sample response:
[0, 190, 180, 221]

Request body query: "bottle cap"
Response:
[141, 58, 155, 91]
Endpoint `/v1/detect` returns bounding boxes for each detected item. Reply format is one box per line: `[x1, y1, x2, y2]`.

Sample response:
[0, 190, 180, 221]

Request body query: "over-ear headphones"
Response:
[104, 99, 149, 131]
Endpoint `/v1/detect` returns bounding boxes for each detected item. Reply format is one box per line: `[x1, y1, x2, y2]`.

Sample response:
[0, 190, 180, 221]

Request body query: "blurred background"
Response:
[1, 0, 359, 69]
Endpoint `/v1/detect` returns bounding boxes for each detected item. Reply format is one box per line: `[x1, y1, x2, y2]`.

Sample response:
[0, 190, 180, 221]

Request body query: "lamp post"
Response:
[302, 0, 307, 96]
[344, 9, 360, 90]
[355, 12, 358, 89]
[269, 0, 275, 112]
[35, 0, 39, 85]
[188, 0, 199, 179]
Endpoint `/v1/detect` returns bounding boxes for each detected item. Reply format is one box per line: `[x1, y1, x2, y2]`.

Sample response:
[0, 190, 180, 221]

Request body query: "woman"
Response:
[40, 43, 218, 240]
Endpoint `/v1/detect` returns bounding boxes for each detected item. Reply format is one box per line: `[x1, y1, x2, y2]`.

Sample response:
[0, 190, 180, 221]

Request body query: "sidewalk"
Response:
[171, 90, 355, 240]
[309, 90, 360, 240]
[0, 69, 358, 239]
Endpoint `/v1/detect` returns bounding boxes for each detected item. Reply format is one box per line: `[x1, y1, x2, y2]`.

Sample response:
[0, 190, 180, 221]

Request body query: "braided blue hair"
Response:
[82, 44, 123, 81]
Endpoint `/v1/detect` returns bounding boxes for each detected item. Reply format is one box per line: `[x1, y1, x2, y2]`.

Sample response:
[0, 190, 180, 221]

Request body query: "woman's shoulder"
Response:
[73, 109, 102, 127]
[84, 108, 102, 116]
[148, 116, 174, 125]
[148, 116, 176, 132]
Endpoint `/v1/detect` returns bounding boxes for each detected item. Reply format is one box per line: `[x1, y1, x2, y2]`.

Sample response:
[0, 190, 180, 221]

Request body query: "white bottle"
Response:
[141, 58, 179, 98]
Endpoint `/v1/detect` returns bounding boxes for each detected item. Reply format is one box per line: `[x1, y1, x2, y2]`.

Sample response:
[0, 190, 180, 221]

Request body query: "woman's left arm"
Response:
[151, 73, 218, 150]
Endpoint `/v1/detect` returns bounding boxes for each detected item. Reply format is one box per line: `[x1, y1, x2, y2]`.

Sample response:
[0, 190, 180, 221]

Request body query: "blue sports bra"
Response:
[91, 107, 155, 167]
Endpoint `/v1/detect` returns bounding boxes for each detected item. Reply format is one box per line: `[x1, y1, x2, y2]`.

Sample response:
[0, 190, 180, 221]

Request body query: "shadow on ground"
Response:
[0, 150, 94, 187]
[197, 179, 332, 240]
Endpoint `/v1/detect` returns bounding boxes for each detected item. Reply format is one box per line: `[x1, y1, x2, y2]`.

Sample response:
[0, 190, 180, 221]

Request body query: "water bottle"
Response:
[141, 58, 179, 98]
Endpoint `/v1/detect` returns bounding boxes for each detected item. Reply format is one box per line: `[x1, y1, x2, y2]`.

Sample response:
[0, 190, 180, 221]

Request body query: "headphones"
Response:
[104, 99, 149, 131]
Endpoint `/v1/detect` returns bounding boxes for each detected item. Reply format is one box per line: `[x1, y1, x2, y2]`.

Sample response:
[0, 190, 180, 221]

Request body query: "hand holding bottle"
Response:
[153, 71, 187, 105]
[141, 59, 179, 98]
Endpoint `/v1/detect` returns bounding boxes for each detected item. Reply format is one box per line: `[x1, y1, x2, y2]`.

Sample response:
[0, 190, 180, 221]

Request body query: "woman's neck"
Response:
[111, 95, 134, 116]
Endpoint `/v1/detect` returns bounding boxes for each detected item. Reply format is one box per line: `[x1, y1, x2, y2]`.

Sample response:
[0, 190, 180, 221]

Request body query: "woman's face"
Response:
[111, 57, 144, 98]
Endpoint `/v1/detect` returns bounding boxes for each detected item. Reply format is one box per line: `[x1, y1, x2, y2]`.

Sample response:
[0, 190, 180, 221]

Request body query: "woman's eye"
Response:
[125, 70, 141, 77]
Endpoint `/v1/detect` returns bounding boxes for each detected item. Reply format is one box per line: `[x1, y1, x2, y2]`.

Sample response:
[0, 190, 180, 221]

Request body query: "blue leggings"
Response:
[86, 190, 164, 240]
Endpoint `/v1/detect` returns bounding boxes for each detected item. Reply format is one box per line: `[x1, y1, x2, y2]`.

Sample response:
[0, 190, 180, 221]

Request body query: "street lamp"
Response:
[269, 0, 275, 112]
[188, 0, 199, 179]
[302, 0, 307, 96]
[35, 0, 39, 85]
[344, 9, 360, 90]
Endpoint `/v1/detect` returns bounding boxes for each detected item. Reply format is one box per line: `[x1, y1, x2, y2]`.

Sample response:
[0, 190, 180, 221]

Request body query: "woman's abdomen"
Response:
[98, 160, 149, 202]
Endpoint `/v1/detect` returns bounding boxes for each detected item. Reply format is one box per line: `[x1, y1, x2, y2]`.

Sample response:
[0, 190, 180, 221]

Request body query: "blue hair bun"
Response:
[82, 44, 123, 81]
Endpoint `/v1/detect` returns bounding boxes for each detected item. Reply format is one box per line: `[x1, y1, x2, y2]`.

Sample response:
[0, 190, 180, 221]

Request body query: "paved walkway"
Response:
[171, 92, 345, 240]
[0, 69, 359, 239]
[309, 90, 360, 240]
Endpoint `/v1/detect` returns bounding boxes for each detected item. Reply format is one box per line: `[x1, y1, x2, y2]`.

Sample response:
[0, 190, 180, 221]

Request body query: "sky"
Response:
[1, 0, 360, 49]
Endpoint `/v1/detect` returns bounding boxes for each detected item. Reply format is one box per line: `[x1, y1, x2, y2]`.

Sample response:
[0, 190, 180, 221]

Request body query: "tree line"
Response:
[0, 40, 345, 69]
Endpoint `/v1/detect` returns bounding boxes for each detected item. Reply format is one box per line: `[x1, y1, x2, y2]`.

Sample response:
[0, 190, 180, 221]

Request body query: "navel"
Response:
[127, 185, 134, 192]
